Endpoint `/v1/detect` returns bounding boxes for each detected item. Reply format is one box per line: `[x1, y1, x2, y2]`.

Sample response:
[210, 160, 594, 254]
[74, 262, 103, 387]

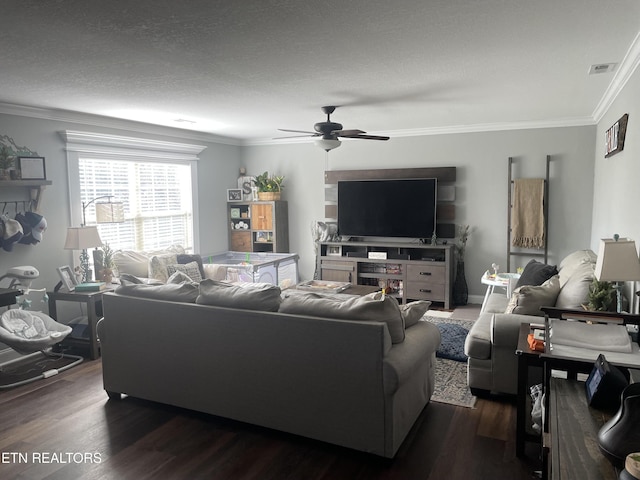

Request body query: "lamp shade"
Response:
[95, 201, 125, 223]
[315, 138, 341, 152]
[595, 237, 640, 282]
[64, 226, 103, 250]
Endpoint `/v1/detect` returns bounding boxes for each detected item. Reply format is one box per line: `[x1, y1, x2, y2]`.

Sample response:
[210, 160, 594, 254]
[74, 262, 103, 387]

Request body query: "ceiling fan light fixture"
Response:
[315, 138, 341, 152]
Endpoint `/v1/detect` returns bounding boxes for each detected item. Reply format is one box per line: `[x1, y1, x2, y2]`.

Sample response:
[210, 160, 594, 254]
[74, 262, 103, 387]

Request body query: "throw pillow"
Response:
[167, 261, 203, 282]
[148, 253, 178, 283]
[115, 282, 199, 303]
[279, 291, 405, 343]
[167, 270, 197, 284]
[402, 300, 431, 328]
[505, 275, 561, 315]
[177, 254, 205, 278]
[196, 279, 282, 312]
[515, 259, 558, 289]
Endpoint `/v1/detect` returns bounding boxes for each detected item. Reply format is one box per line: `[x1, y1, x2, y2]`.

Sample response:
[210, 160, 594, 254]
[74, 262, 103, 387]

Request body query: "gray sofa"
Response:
[464, 250, 597, 395]
[97, 285, 441, 458]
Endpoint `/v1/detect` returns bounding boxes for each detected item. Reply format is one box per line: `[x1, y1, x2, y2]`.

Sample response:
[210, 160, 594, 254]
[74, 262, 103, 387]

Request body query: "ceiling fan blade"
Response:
[273, 134, 319, 139]
[278, 128, 318, 135]
[348, 134, 390, 141]
[334, 129, 366, 136]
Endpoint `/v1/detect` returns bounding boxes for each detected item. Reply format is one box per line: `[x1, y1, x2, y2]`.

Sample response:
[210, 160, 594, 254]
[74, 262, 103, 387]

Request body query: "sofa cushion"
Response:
[555, 261, 595, 309]
[148, 253, 178, 283]
[557, 249, 597, 288]
[464, 312, 494, 359]
[279, 291, 405, 343]
[505, 275, 561, 315]
[167, 261, 203, 282]
[401, 300, 431, 328]
[196, 279, 282, 312]
[515, 259, 558, 288]
[113, 250, 150, 278]
[115, 282, 199, 303]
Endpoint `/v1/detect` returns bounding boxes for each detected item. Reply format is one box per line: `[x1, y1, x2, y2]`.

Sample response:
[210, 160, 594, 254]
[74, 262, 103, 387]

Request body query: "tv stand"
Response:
[318, 241, 454, 309]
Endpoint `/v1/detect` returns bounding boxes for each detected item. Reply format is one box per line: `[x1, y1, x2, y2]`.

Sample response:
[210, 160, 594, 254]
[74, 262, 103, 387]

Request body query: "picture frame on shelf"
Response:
[56, 265, 77, 291]
[18, 156, 46, 180]
[227, 188, 243, 202]
[230, 207, 241, 219]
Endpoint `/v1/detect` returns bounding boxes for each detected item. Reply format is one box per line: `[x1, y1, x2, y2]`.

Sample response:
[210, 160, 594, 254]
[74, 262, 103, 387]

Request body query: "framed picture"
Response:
[605, 114, 629, 158]
[18, 156, 46, 180]
[57, 265, 77, 291]
[230, 207, 241, 219]
[227, 188, 243, 202]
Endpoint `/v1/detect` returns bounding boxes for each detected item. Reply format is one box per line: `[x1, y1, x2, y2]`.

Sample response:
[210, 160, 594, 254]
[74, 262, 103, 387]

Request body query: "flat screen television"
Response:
[337, 178, 437, 239]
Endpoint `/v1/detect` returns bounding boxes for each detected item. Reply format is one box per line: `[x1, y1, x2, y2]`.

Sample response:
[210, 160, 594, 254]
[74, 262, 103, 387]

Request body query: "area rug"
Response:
[423, 315, 477, 408]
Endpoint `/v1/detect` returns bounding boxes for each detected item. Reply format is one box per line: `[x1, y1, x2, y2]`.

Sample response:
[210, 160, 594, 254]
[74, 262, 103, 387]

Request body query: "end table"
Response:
[47, 287, 113, 360]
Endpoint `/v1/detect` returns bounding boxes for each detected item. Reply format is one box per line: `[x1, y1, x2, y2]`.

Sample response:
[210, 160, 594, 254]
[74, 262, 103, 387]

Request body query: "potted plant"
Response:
[253, 171, 284, 200]
[98, 242, 116, 284]
[0, 145, 14, 180]
[586, 278, 616, 311]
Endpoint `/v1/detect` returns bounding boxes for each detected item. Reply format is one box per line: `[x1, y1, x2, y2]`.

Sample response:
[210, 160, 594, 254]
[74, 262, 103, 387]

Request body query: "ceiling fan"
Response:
[277, 106, 390, 151]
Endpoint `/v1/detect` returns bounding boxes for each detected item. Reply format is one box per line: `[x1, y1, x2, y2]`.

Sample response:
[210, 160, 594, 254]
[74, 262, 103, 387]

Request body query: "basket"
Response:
[257, 192, 281, 201]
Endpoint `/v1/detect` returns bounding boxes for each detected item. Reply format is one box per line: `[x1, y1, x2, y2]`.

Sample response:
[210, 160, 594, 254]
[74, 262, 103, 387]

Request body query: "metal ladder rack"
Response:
[507, 155, 550, 272]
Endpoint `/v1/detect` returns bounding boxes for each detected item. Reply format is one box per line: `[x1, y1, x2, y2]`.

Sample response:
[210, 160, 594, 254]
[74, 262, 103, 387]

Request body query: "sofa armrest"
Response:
[491, 313, 545, 347]
[383, 321, 440, 394]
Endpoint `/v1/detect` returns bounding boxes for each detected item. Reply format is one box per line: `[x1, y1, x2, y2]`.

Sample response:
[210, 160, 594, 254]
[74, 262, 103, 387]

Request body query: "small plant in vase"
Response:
[253, 171, 285, 200]
[0, 145, 14, 180]
[453, 224, 471, 306]
[99, 243, 116, 284]
[586, 278, 616, 312]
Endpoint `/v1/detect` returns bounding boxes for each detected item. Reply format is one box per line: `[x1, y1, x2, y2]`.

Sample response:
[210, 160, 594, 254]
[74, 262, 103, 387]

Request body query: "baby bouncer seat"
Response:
[0, 309, 83, 388]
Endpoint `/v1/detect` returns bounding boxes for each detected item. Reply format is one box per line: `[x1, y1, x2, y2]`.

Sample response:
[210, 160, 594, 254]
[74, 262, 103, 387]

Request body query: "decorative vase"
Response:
[598, 383, 640, 468]
[453, 261, 468, 306]
[258, 191, 281, 201]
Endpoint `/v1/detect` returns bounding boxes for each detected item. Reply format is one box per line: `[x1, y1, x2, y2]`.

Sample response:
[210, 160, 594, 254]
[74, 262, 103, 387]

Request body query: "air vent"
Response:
[589, 63, 616, 75]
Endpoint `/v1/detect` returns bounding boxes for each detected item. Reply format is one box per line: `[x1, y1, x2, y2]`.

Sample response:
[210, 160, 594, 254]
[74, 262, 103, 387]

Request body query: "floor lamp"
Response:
[65, 196, 125, 283]
[595, 235, 640, 313]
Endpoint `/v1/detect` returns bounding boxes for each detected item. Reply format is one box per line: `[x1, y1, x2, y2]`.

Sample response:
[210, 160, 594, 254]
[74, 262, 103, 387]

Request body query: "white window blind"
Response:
[79, 158, 193, 252]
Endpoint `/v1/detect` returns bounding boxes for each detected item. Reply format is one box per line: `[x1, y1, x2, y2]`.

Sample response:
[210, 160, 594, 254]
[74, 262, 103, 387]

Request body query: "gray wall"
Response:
[0, 113, 241, 299]
[9, 67, 640, 305]
[592, 63, 640, 311]
[242, 126, 596, 300]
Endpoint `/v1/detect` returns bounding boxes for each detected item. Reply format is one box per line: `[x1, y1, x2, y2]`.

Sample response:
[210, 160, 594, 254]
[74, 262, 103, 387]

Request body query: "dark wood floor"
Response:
[0, 359, 541, 480]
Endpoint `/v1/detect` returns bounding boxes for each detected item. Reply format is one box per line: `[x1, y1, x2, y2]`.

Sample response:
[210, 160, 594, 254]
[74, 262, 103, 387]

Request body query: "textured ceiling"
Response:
[1, 0, 639, 143]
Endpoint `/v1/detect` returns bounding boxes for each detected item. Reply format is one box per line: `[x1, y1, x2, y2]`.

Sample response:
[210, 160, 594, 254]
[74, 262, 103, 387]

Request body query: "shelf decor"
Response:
[605, 113, 629, 158]
[18, 156, 46, 180]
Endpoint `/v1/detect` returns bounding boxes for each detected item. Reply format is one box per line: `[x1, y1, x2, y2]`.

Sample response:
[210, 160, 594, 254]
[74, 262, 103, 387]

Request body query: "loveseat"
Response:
[97, 281, 441, 458]
[464, 250, 597, 395]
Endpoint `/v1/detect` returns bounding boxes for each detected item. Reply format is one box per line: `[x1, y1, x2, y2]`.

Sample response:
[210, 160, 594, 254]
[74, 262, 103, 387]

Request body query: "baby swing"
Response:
[0, 267, 83, 389]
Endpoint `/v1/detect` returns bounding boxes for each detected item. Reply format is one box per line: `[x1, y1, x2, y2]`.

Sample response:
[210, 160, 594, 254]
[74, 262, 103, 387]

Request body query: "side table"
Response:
[47, 287, 113, 360]
[480, 272, 520, 312]
[515, 322, 544, 457]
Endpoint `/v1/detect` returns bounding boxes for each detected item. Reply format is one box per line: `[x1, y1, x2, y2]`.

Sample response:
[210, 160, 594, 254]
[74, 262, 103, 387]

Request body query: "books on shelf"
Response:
[74, 282, 107, 292]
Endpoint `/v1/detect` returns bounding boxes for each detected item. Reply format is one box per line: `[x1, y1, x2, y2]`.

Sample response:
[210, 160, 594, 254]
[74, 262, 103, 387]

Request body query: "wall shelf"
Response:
[0, 180, 52, 212]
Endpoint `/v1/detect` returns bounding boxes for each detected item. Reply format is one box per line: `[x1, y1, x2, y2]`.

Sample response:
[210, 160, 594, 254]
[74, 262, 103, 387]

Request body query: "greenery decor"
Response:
[454, 225, 471, 262]
[253, 171, 284, 193]
[0, 145, 14, 170]
[98, 242, 116, 282]
[586, 278, 616, 311]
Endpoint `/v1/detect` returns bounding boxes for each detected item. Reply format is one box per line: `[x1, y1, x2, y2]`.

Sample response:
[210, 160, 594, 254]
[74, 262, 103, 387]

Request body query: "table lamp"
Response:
[595, 235, 640, 313]
[64, 226, 103, 283]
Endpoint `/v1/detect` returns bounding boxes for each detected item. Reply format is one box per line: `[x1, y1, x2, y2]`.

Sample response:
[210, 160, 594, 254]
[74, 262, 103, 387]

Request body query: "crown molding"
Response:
[0, 102, 242, 146]
[242, 116, 596, 146]
[592, 31, 640, 123]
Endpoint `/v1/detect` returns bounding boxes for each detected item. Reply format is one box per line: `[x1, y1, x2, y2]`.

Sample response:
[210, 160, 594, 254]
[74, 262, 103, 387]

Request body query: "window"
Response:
[62, 130, 205, 255]
[80, 158, 193, 251]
